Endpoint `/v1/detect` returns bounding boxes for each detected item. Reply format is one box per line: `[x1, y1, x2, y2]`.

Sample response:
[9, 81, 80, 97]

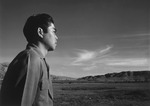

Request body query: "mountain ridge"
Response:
[77, 70, 150, 82]
[0, 63, 150, 82]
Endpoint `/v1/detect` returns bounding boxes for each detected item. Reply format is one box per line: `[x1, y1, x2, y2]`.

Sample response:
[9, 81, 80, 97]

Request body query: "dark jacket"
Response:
[0, 44, 53, 106]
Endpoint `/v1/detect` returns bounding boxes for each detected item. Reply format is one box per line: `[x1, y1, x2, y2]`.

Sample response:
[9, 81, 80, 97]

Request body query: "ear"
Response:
[37, 27, 44, 38]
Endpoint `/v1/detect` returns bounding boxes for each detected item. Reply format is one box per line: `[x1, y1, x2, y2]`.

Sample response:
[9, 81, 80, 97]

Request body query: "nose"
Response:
[55, 35, 58, 40]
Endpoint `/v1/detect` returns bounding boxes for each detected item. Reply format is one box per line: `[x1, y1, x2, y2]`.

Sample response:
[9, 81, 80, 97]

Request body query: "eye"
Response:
[54, 28, 57, 33]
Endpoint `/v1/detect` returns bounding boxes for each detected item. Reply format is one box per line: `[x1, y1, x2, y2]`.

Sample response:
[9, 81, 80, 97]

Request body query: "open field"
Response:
[53, 82, 150, 106]
[0, 81, 150, 106]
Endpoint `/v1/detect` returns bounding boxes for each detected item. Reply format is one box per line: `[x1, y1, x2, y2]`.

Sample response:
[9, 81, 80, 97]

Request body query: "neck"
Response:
[35, 42, 48, 57]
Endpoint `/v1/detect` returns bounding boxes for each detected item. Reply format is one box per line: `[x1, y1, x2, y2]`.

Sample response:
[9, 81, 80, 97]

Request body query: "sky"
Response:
[0, 0, 149, 78]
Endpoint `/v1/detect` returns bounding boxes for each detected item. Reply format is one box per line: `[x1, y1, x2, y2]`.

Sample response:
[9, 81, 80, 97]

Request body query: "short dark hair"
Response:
[23, 13, 54, 43]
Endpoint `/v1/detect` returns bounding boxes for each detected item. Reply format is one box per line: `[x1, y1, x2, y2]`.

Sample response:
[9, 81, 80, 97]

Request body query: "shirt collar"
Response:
[26, 43, 45, 59]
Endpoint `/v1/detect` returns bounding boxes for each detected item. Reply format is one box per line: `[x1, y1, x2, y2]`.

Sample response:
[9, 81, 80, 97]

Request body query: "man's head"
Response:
[23, 13, 58, 51]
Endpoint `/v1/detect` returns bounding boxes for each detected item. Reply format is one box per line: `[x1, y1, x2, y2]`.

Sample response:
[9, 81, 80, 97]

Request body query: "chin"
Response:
[48, 47, 55, 51]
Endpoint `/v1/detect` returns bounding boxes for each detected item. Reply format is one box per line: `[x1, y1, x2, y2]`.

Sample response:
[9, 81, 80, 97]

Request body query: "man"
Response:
[0, 13, 58, 106]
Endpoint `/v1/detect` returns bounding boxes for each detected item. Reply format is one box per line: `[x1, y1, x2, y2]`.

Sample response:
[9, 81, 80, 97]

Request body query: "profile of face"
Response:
[39, 23, 58, 51]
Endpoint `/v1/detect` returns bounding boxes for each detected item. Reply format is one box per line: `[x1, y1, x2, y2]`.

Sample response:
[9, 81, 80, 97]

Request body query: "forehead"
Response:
[48, 23, 55, 29]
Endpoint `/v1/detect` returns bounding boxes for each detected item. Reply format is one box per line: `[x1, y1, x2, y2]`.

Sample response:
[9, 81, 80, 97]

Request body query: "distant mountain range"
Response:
[0, 62, 9, 80]
[0, 62, 150, 82]
[78, 71, 150, 82]
[51, 75, 76, 81]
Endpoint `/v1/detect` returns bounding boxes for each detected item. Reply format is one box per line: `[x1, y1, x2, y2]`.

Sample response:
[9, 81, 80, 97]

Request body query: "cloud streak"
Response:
[70, 44, 148, 71]
[83, 65, 97, 71]
[71, 45, 113, 69]
[73, 50, 96, 63]
[105, 58, 148, 66]
[99, 45, 113, 54]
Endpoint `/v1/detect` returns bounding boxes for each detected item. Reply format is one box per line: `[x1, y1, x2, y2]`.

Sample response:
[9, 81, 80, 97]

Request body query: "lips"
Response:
[55, 41, 57, 45]
[54, 42, 57, 46]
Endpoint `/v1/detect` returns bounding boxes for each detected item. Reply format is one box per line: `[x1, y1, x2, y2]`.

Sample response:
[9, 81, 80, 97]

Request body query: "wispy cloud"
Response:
[117, 33, 150, 38]
[99, 45, 113, 54]
[106, 58, 148, 66]
[73, 50, 96, 63]
[83, 65, 97, 71]
[136, 33, 150, 36]
[71, 45, 113, 69]
[70, 44, 149, 71]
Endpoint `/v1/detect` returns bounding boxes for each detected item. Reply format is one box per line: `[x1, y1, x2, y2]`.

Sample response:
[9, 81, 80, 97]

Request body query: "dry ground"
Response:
[53, 82, 150, 106]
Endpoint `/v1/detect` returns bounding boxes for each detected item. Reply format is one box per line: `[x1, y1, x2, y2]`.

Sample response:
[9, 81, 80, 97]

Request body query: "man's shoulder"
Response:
[15, 48, 41, 62]
[24, 49, 43, 64]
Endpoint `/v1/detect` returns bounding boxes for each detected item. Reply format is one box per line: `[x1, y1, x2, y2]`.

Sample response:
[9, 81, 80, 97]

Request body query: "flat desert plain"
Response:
[53, 82, 150, 106]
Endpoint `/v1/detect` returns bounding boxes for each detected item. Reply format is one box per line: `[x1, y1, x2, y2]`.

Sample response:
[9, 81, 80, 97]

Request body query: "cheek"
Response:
[46, 35, 54, 44]
[49, 34, 55, 42]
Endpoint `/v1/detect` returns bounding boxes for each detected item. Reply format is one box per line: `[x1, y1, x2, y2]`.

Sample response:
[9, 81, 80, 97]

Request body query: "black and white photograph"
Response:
[0, 0, 149, 106]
